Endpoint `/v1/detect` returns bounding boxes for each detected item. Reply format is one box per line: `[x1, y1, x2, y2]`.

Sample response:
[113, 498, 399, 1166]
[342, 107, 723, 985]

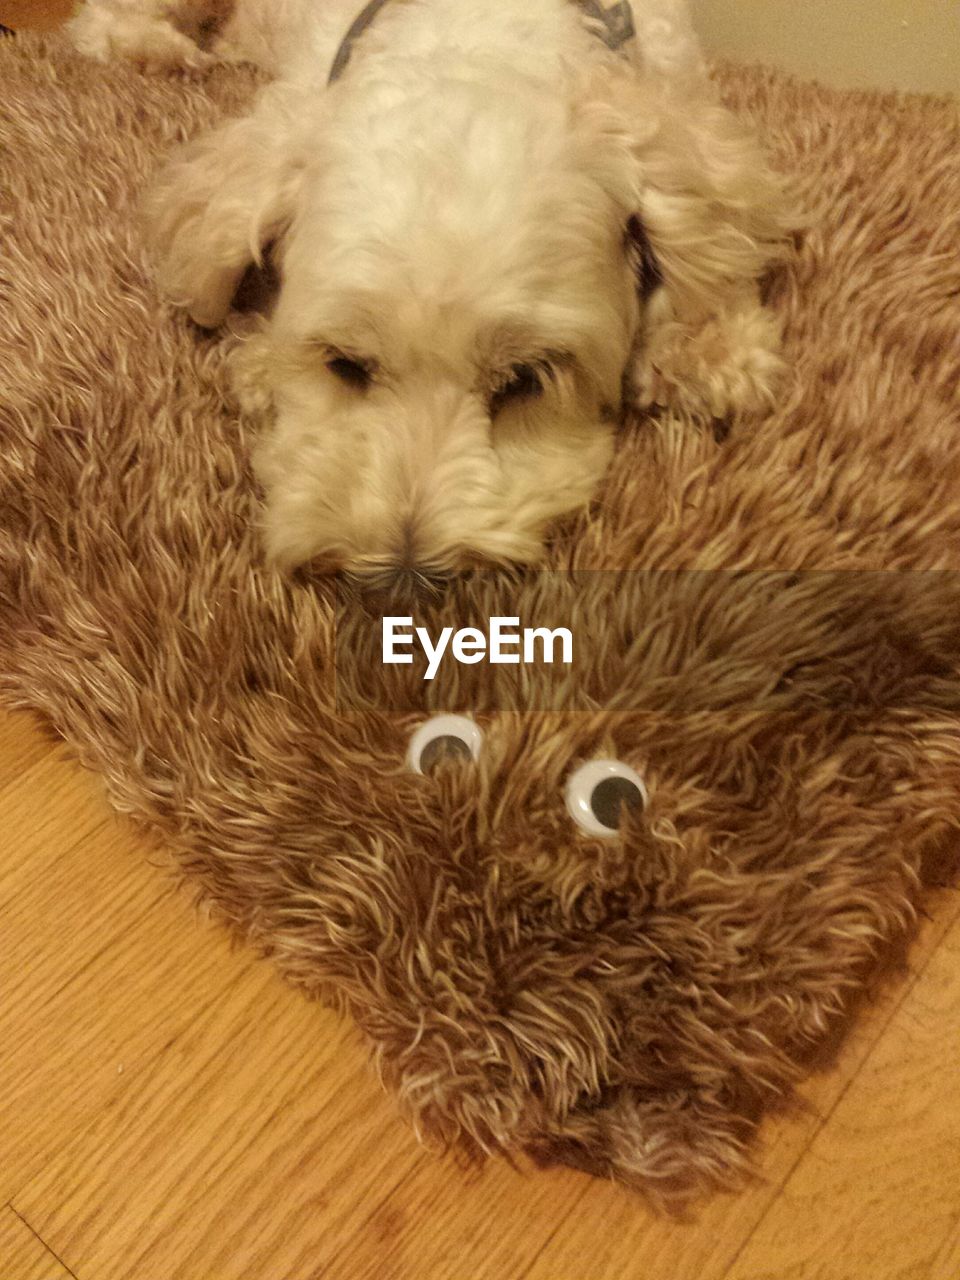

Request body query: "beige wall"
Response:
[690, 0, 960, 94]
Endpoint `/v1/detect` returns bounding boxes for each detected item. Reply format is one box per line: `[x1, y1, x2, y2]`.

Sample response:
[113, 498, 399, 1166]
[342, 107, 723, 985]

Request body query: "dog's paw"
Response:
[630, 303, 784, 421]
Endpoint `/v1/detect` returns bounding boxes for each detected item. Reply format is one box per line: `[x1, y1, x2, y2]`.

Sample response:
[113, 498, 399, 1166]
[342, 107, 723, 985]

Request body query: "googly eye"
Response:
[407, 714, 484, 775]
[565, 759, 647, 837]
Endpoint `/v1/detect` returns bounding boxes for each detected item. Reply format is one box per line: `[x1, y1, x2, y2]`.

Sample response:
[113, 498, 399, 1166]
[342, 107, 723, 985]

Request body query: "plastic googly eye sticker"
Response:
[565, 758, 647, 837]
[407, 714, 484, 774]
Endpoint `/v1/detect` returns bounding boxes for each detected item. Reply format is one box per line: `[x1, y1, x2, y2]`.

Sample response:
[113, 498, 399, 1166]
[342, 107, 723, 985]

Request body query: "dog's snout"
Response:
[347, 515, 457, 608]
[348, 562, 452, 612]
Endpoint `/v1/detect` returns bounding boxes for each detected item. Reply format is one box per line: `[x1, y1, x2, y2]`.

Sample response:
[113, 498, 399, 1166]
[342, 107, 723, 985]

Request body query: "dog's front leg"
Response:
[625, 93, 793, 423]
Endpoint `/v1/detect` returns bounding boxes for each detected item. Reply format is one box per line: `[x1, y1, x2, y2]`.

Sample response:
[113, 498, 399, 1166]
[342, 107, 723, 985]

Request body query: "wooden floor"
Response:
[0, 0, 74, 31]
[2, 705, 960, 1280]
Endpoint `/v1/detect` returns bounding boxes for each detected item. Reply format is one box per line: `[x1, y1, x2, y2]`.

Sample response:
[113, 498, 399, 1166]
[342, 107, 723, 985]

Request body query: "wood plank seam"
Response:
[3, 1202, 80, 1280]
[718, 888, 960, 1280]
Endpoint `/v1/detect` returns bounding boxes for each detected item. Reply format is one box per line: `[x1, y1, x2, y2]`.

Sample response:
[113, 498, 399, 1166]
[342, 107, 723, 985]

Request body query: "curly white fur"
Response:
[69, 0, 790, 577]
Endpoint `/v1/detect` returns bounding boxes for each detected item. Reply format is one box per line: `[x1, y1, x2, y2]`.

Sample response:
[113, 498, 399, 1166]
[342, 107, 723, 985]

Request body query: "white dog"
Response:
[70, 0, 789, 584]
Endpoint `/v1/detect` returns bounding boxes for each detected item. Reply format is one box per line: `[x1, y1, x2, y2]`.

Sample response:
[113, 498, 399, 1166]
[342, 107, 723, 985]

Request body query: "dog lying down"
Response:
[69, 0, 790, 584]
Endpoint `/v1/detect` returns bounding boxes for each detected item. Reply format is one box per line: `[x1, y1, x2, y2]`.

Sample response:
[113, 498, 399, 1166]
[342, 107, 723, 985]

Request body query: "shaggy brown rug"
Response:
[2, 32, 960, 1204]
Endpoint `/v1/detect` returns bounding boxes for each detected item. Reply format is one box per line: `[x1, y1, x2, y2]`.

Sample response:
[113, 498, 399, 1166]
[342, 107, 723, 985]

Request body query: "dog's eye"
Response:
[490, 363, 544, 415]
[565, 759, 647, 837]
[327, 354, 373, 390]
[407, 714, 484, 774]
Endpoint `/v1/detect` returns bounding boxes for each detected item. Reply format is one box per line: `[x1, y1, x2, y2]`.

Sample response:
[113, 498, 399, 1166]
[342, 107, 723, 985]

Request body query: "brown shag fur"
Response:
[2, 33, 960, 1205]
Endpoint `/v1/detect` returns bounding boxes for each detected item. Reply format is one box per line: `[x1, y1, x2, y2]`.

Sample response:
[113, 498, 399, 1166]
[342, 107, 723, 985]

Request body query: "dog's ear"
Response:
[623, 100, 789, 324]
[577, 65, 794, 417]
[143, 85, 315, 328]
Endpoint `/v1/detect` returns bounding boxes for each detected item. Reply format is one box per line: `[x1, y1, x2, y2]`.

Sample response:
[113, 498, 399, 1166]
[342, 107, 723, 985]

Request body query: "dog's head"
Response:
[146, 62, 783, 580]
[249, 71, 647, 579]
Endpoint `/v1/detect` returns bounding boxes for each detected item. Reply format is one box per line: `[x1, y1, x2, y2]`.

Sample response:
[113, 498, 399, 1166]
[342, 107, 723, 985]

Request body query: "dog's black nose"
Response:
[347, 563, 452, 613]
